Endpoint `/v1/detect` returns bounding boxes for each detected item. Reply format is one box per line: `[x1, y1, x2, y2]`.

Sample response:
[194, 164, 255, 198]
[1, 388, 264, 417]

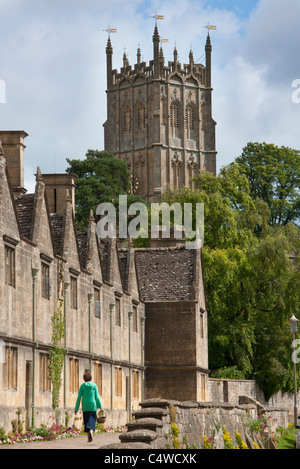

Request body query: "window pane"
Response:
[42, 263, 51, 299]
[5, 246, 15, 287]
[4, 347, 18, 389]
[94, 289, 101, 318]
[115, 299, 121, 326]
[70, 277, 78, 309]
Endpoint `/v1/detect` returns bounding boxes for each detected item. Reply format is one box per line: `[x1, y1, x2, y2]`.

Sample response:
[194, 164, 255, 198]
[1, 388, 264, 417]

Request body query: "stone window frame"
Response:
[70, 275, 78, 310]
[115, 297, 121, 327]
[114, 291, 123, 327]
[135, 101, 146, 131]
[185, 102, 197, 139]
[41, 261, 51, 300]
[69, 357, 79, 394]
[39, 352, 51, 392]
[121, 104, 132, 139]
[169, 100, 181, 137]
[132, 370, 139, 399]
[94, 287, 101, 319]
[200, 373, 206, 401]
[114, 366, 123, 397]
[4, 242, 16, 288]
[4, 346, 18, 390]
[132, 305, 138, 333]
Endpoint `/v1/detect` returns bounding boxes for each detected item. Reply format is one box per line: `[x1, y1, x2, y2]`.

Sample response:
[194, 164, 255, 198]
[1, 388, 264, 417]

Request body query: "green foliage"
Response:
[210, 366, 246, 380]
[0, 428, 6, 441]
[233, 142, 300, 226]
[276, 424, 296, 449]
[66, 150, 148, 231]
[162, 157, 300, 400]
[49, 301, 66, 410]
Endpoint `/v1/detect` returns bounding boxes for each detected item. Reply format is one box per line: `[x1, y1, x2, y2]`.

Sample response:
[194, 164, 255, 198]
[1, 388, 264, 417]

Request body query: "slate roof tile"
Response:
[14, 193, 35, 240]
[134, 247, 195, 302]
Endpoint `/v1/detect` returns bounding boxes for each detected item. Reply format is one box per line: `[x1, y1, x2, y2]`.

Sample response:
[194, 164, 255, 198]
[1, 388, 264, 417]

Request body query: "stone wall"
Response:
[103, 398, 290, 450]
[209, 377, 298, 417]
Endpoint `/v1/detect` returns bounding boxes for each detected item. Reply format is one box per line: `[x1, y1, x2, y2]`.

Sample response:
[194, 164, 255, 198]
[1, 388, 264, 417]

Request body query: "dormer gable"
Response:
[0, 153, 22, 241]
[30, 167, 55, 258]
[77, 210, 103, 282]
[118, 238, 139, 296]
[61, 190, 81, 272]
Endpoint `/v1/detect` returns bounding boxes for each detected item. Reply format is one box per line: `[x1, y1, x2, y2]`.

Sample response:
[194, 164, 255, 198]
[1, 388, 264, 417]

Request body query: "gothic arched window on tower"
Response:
[121, 105, 131, 140]
[135, 102, 146, 132]
[185, 103, 197, 140]
[170, 101, 180, 138]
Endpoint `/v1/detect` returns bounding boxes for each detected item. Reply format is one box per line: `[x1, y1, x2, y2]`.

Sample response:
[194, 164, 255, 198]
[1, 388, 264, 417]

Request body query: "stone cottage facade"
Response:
[104, 25, 217, 200]
[0, 130, 208, 432]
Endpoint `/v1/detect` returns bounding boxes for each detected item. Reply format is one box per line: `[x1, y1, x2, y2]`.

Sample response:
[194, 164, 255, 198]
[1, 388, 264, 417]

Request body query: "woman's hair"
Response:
[83, 371, 92, 382]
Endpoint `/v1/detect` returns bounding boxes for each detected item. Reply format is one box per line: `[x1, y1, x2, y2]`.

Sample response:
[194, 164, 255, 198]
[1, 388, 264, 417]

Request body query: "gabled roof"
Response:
[77, 230, 88, 269]
[14, 193, 35, 240]
[118, 249, 129, 291]
[134, 246, 196, 303]
[50, 213, 65, 257]
[98, 239, 111, 282]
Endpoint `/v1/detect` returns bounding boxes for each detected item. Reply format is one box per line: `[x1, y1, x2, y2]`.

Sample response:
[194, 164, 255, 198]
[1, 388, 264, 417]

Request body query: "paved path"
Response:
[0, 432, 121, 450]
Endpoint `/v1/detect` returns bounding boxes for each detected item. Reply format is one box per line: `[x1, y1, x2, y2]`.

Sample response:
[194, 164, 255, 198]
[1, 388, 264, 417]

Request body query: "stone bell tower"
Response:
[104, 25, 217, 201]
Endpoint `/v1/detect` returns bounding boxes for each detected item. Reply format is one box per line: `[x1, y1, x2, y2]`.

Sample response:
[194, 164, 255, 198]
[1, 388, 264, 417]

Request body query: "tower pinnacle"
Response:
[153, 25, 160, 77]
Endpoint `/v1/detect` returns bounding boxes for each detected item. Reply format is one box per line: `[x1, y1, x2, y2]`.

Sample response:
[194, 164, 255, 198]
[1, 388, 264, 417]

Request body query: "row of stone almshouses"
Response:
[0, 131, 209, 432]
[0, 132, 146, 430]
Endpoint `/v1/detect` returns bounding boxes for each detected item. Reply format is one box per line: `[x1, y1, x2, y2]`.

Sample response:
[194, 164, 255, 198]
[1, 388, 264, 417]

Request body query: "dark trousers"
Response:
[83, 411, 97, 432]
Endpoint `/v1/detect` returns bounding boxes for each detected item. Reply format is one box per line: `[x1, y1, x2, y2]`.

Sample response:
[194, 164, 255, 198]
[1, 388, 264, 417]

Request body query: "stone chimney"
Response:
[0, 130, 28, 195]
[42, 173, 77, 215]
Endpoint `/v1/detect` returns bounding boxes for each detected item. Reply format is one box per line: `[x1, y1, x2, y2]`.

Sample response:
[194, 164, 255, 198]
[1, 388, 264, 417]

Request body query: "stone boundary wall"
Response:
[208, 377, 298, 410]
[104, 398, 290, 450]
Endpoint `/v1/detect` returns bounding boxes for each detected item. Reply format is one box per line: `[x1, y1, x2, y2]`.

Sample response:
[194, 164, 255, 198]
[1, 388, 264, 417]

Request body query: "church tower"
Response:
[104, 25, 217, 201]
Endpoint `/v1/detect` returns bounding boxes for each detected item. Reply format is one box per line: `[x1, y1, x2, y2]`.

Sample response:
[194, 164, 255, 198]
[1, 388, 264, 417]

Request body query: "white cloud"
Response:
[0, 0, 299, 188]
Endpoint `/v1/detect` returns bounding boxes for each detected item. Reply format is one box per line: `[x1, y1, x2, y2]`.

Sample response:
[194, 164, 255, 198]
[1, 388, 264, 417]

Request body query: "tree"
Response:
[245, 224, 300, 399]
[161, 165, 300, 399]
[233, 142, 300, 226]
[66, 150, 147, 231]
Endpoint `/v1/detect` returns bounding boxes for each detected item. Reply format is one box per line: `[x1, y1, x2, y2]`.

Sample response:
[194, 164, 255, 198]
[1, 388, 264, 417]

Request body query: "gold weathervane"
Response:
[103, 27, 118, 37]
[202, 23, 217, 32]
[149, 13, 164, 24]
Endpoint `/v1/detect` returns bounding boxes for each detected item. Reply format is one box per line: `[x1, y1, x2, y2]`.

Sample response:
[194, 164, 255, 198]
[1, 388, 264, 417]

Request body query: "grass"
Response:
[276, 427, 297, 450]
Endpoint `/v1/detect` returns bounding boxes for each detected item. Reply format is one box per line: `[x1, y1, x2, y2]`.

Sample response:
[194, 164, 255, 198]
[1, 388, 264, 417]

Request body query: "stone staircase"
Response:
[103, 399, 172, 449]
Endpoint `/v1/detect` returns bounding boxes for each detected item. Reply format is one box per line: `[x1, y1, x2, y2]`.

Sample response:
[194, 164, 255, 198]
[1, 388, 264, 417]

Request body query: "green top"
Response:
[75, 382, 102, 413]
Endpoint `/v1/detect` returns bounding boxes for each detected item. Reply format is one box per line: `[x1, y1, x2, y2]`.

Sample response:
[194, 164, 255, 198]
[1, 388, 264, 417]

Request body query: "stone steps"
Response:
[126, 417, 163, 432]
[118, 404, 170, 447]
[133, 407, 168, 420]
[119, 429, 158, 445]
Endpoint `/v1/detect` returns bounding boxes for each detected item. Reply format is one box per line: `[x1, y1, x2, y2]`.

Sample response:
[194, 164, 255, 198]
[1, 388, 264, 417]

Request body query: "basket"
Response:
[97, 410, 107, 424]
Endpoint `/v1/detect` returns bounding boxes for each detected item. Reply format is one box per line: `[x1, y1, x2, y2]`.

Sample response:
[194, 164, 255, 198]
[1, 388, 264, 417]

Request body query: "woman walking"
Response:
[75, 371, 102, 442]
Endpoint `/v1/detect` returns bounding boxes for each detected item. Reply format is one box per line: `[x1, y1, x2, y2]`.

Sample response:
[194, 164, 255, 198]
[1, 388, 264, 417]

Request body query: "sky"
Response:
[0, 0, 300, 192]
